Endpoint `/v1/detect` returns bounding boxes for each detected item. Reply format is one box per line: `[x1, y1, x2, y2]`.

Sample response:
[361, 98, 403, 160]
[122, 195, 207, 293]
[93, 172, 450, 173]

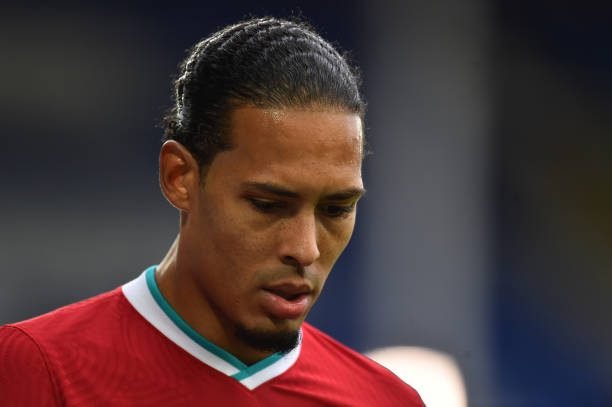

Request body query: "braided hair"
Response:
[162, 17, 365, 169]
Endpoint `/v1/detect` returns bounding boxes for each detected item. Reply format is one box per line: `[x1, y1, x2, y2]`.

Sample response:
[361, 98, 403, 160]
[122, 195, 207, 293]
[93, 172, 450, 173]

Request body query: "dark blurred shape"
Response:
[494, 1, 612, 404]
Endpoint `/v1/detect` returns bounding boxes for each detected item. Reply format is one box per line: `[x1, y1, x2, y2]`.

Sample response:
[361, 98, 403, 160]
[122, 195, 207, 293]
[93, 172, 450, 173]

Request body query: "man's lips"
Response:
[259, 282, 312, 320]
[263, 282, 311, 300]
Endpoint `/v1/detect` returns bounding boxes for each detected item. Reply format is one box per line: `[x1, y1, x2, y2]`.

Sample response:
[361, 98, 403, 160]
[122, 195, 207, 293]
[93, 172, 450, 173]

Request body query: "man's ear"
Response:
[159, 140, 200, 211]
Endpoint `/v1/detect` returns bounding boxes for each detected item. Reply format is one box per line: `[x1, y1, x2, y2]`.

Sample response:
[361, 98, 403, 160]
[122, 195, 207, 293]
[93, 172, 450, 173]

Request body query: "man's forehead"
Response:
[201, 107, 364, 198]
[228, 106, 363, 150]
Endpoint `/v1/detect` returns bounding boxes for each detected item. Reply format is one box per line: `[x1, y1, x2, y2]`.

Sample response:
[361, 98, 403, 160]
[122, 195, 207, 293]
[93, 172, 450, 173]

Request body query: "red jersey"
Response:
[0, 267, 423, 406]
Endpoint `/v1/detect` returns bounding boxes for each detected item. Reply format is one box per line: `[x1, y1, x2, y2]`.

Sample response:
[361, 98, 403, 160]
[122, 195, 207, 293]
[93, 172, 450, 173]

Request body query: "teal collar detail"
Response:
[144, 266, 283, 379]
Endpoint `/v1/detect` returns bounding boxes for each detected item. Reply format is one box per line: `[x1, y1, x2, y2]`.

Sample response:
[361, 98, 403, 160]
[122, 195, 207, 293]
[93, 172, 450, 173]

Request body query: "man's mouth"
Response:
[265, 283, 311, 300]
[259, 283, 312, 320]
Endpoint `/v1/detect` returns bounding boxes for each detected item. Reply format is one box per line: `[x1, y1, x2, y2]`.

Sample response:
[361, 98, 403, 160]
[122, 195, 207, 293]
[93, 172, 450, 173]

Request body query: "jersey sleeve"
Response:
[0, 325, 61, 406]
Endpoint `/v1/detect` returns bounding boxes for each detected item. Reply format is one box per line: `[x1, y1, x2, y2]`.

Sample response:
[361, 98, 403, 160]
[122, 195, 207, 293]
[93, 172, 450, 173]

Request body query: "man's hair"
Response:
[162, 17, 365, 168]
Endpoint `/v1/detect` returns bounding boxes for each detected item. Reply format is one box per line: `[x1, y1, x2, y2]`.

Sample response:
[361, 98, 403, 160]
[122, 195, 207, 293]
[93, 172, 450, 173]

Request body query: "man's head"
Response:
[158, 17, 365, 364]
[162, 17, 365, 170]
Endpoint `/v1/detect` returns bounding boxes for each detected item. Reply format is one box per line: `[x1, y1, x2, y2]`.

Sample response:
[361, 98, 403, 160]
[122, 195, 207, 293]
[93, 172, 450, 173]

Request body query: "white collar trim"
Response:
[121, 268, 301, 389]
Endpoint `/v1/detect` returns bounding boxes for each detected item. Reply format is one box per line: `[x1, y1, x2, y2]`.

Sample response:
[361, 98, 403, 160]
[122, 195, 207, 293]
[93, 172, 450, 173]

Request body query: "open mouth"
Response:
[259, 283, 312, 319]
[265, 287, 309, 302]
[264, 284, 310, 301]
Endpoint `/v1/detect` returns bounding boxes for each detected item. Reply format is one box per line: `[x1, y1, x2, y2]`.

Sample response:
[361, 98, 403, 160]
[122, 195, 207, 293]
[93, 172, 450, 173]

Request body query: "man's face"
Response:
[180, 106, 364, 356]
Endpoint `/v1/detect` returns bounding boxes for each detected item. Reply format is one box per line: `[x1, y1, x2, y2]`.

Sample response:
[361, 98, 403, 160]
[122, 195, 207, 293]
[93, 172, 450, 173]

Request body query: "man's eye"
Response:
[248, 198, 285, 213]
[320, 204, 356, 218]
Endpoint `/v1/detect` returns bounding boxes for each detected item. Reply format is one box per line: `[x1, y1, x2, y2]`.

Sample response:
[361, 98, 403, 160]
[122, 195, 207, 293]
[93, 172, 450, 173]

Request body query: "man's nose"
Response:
[278, 213, 321, 267]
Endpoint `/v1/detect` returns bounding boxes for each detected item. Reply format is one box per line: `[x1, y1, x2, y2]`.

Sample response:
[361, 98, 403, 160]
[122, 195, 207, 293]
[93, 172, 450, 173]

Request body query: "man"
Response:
[0, 17, 423, 405]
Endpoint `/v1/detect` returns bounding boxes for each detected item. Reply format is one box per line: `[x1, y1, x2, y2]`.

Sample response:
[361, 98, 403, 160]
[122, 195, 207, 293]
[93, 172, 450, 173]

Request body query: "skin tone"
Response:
[156, 106, 364, 365]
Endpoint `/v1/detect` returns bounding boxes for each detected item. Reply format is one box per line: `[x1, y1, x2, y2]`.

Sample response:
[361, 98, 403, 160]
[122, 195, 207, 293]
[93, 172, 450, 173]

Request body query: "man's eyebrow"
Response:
[242, 182, 300, 198]
[323, 188, 366, 201]
[242, 182, 366, 200]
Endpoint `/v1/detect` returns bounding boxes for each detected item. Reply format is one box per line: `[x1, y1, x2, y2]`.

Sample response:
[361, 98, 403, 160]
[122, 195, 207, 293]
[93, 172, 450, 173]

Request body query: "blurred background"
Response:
[1, 1, 611, 405]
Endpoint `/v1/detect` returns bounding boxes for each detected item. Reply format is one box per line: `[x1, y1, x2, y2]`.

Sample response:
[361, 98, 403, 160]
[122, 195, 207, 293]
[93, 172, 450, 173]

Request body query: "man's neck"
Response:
[154, 235, 274, 366]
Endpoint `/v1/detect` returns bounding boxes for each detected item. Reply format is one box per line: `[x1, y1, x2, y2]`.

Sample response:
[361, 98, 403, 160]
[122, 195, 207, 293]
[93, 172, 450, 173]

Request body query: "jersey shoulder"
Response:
[0, 325, 62, 406]
[298, 323, 424, 406]
[8, 287, 127, 339]
[0, 288, 128, 406]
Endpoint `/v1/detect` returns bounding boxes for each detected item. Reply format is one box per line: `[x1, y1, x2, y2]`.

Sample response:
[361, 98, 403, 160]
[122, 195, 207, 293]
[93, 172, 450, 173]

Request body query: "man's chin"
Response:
[235, 325, 300, 355]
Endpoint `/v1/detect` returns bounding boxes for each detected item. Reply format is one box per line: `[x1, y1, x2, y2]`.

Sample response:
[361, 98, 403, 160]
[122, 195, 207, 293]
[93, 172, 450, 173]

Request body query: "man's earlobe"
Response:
[159, 140, 199, 211]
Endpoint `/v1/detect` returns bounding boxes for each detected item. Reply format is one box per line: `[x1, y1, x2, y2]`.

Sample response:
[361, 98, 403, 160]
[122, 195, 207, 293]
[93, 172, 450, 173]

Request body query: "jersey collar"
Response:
[122, 266, 301, 390]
